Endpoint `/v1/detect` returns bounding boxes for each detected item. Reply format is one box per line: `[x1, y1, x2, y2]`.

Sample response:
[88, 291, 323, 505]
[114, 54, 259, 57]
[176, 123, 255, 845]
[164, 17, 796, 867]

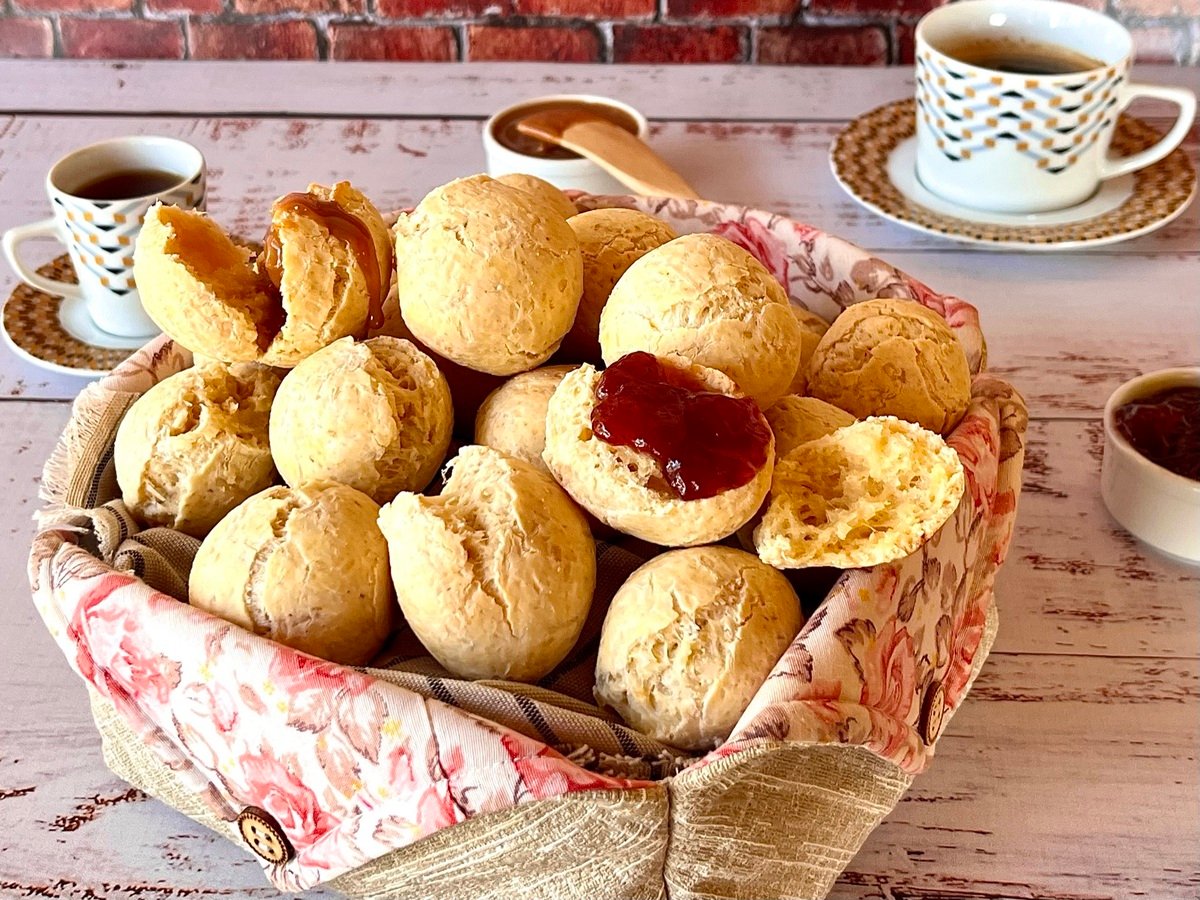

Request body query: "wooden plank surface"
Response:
[0, 62, 1197, 900]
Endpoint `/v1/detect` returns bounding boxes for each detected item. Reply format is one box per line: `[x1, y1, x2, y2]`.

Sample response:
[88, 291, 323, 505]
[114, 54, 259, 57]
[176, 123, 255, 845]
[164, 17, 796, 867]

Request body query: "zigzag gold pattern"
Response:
[916, 50, 1128, 174]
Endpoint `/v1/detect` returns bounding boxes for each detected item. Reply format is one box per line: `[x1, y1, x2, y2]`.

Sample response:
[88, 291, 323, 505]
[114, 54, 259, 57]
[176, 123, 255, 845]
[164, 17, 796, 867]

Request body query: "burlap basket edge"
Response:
[27, 194, 1026, 900]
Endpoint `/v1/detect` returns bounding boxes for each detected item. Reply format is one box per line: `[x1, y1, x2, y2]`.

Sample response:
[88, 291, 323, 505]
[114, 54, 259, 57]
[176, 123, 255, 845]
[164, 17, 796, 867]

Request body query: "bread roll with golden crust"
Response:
[542, 361, 773, 547]
[395, 175, 584, 376]
[785, 305, 830, 396]
[474, 365, 574, 475]
[115, 362, 280, 538]
[378, 445, 595, 682]
[765, 395, 855, 458]
[560, 209, 678, 361]
[133, 181, 390, 367]
[807, 298, 971, 435]
[494, 173, 578, 220]
[598, 233, 802, 408]
[594, 546, 803, 750]
[753, 416, 965, 569]
[270, 336, 453, 503]
[189, 482, 392, 665]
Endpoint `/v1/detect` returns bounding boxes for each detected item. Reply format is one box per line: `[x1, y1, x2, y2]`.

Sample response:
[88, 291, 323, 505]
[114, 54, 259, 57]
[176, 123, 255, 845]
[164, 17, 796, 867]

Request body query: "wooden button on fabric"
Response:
[920, 682, 947, 745]
[237, 806, 293, 864]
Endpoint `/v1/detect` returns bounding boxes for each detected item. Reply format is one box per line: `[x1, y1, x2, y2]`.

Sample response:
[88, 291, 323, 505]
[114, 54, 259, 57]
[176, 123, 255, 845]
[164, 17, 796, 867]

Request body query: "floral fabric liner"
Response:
[29, 195, 1025, 892]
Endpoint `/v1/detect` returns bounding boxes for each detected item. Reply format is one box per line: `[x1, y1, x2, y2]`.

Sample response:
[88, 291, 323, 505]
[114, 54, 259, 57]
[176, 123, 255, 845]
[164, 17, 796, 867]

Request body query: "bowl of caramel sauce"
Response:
[1101, 367, 1200, 563]
[483, 94, 648, 196]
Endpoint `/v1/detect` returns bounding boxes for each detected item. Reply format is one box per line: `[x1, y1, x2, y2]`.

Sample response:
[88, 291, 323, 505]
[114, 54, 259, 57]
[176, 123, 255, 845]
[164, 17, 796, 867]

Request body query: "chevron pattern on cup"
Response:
[916, 51, 1128, 173]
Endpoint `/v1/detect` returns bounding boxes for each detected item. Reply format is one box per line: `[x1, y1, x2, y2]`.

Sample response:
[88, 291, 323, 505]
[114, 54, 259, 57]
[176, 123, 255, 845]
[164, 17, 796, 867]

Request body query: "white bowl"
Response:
[1101, 367, 1200, 564]
[482, 94, 649, 196]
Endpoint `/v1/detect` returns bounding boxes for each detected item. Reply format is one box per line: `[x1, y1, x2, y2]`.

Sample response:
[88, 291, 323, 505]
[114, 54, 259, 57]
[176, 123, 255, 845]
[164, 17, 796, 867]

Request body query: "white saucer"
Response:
[2, 255, 151, 376]
[831, 100, 1197, 251]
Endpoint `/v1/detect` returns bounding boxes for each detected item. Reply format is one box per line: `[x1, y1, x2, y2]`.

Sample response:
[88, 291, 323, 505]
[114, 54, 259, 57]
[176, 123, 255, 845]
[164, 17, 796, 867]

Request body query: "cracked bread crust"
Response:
[394, 175, 584, 376]
[806, 298, 971, 435]
[784, 304, 830, 397]
[541, 361, 773, 547]
[765, 395, 855, 458]
[594, 546, 803, 750]
[377, 445, 595, 682]
[114, 361, 280, 538]
[494, 173, 579, 221]
[270, 336, 453, 504]
[188, 482, 392, 666]
[598, 232, 803, 408]
[753, 416, 965, 570]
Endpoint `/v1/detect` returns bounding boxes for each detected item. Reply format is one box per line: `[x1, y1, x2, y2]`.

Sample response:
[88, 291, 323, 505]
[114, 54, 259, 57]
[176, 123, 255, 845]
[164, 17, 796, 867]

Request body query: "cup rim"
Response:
[483, 94, 649, 166]
[46, 135, 205, 202]
[1103, 366, 1200, 494]
[915, 0, 1132, 78]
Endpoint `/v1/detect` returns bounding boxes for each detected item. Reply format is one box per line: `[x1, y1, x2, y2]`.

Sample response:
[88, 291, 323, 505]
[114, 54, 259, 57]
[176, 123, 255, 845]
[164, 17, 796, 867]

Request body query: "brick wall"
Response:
[1, 0, 1197, 63]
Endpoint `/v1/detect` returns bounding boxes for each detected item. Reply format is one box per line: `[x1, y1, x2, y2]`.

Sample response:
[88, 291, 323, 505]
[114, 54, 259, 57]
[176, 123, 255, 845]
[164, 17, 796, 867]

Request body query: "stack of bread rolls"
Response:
[118, 173, 971, 752]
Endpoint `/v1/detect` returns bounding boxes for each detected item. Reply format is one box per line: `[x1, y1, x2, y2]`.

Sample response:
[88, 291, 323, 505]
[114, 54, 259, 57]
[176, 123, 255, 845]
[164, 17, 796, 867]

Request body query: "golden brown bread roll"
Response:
[598, 233, 803, 408]
[134, 181, 390, 367]
[806, 298, 971, 435]
[395, 175, 584, 376]
[559, 208, 678, 362]
[189, 482, 392, 665]
[542, 360, 773, 547]
[114, 362, 280, 538]
[594, 546, 803, 750]
[473, 365, 575, 476]
[494, 173, 578, 220]
[270, 336, 453, 504]
[753, 416, 965, 569]
[765, 395, 855, 458]
[378, 445, 595, 682]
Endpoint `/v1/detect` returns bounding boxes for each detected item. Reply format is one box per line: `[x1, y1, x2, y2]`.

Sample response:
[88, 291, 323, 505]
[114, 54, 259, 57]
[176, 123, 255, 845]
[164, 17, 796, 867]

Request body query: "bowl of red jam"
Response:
[1101, 367, 1200, 564]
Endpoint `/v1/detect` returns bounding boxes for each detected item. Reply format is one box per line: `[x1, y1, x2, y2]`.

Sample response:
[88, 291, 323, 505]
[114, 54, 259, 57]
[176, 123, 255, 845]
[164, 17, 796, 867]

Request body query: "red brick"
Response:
[236, 0, 362, 13]
[61, 18, 185, 58]
[376, 0, 510, 16]
[329, 23, 457, 60]
[187, 19, 318, 59]
[1128, 24, 1182, 63]
[16, 0, 130, 13]
[810, 0, 941, 13]
[896, 21, 916, 64]
[0, 17, 53, 57]
[146, 0, 221, 13]
[466, 25, 601, 61]
[757, 25, 888, 65]
[666, 0, 795, 15]
[515, 0, 653, 17]
[612, 24, 746, 63]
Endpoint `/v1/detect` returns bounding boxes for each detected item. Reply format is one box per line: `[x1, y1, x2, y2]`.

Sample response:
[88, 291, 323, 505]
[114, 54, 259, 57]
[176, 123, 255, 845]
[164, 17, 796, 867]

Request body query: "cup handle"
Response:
[1100, 84, 1197, 181]
[1, 218, 84, 300]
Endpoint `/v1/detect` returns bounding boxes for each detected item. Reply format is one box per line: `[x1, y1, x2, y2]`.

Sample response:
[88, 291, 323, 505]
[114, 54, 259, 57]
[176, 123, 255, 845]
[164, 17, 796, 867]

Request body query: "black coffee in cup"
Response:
[73, 168, 184, 201]
[937, 35, 1104, 75]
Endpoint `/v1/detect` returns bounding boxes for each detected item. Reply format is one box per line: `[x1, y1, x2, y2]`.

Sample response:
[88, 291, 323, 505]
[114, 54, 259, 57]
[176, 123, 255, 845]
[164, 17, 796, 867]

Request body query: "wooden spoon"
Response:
[515, 110, 701, 200]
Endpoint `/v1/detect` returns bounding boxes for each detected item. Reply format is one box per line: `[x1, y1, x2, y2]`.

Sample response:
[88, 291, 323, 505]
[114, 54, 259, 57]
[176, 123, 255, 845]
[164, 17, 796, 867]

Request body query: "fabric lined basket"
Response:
[28, 195, 1027, 900]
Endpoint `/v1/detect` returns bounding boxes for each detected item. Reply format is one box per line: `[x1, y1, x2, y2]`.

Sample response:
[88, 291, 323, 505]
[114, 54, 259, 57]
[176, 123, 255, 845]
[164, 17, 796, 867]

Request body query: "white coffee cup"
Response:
[2, 135, 206, 338]
[915, 0, 1196, 214]
[483, 94, 649, 196]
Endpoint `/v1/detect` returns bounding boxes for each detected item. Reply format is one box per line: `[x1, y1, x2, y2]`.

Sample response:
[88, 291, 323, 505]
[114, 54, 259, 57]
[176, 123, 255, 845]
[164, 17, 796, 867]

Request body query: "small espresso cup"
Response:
[2, 135, 206, 339]
[915, 0, 1196, 214]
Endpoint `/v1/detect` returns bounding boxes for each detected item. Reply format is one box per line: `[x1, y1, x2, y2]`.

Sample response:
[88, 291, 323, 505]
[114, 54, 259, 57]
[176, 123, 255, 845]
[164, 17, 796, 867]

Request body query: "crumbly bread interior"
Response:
[753, 416, 965, 569]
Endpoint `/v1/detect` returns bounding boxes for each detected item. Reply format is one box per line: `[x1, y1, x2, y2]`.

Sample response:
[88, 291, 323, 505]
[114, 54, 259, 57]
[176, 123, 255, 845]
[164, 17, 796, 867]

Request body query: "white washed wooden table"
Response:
[0, 61, 1197, 899]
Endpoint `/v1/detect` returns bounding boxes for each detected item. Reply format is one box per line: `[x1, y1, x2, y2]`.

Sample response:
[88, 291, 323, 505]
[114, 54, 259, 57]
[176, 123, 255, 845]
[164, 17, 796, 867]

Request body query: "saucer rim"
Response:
[830, 99, 1198, 251]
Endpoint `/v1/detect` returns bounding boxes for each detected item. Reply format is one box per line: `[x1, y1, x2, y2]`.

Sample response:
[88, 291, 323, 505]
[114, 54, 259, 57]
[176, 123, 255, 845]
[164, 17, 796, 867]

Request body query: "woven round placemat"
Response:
[832, 100, 1197, 246]
[3, 255, 133, 373]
